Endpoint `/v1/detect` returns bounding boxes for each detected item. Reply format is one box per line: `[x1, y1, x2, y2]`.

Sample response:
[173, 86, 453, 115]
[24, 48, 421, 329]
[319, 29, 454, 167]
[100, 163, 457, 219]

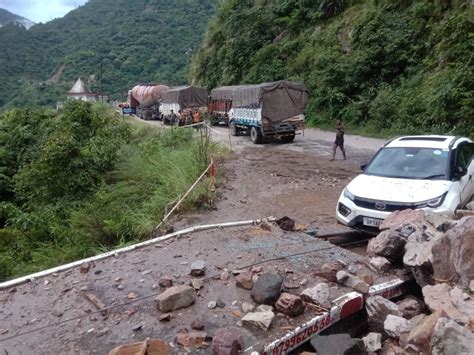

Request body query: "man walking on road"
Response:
[330, 119, 346, 161]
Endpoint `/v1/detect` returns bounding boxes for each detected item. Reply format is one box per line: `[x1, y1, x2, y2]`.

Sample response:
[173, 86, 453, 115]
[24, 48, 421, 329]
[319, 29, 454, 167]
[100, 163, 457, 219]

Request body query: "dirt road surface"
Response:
[0, 121, 386, 354]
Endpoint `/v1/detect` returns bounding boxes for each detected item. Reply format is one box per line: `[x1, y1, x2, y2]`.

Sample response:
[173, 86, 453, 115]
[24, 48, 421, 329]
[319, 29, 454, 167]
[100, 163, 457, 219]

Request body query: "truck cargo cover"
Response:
[213, 81, 308, 122]
[161, 86, 207, 109]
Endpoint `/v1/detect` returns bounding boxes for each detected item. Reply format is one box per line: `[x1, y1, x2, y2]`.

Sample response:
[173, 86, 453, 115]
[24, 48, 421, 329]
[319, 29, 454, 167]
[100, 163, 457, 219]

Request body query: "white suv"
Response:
[336, 135, 474, 230]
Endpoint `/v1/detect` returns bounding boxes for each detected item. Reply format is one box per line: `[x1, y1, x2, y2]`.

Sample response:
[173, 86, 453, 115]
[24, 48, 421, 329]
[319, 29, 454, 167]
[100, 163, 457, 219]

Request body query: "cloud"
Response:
[0, 0, 88, 23]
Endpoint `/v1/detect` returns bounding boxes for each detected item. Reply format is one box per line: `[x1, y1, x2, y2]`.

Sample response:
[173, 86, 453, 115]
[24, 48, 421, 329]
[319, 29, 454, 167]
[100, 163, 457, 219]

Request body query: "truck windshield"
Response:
[365, 147, 449, 180]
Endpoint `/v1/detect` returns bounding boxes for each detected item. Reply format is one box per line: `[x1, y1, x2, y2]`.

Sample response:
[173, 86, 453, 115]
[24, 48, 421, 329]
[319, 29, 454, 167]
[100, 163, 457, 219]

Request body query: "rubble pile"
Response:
[356, 210, 474, 354]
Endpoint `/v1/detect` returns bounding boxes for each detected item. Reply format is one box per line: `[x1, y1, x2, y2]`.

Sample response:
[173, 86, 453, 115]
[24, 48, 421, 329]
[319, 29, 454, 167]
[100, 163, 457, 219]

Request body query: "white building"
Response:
[66, 78, 108, 102]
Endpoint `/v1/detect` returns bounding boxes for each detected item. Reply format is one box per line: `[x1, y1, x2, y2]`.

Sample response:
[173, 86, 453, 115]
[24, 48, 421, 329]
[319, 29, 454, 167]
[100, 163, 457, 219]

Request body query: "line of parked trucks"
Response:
[123, 80, 308, 144]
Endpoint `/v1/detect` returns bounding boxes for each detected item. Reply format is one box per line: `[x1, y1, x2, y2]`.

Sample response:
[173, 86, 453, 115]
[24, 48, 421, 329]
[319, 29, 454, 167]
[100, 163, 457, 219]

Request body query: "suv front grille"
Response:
[353, 197, 414, 212]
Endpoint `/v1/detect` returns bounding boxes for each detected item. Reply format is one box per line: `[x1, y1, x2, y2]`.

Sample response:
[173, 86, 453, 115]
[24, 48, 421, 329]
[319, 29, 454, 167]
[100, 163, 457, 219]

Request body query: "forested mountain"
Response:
[0, 0, 216, 109]
[0, 9, 34, 29]
[191, 0, 473, 136]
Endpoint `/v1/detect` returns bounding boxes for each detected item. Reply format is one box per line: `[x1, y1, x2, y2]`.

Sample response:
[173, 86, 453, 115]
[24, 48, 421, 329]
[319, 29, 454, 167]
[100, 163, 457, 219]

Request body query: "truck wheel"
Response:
[281, 133, 295, 143]
[250, 126, 263, 144]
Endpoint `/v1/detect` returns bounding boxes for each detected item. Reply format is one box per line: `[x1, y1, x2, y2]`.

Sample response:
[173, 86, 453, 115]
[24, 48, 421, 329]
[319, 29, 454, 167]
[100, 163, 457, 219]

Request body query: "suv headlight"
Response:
[343, 188, 355, 201]
[414, 192, 447, 209]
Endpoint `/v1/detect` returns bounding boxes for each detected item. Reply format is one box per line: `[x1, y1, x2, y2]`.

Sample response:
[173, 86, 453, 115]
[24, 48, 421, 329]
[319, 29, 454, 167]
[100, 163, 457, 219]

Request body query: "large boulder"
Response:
[380, 209, 426, 231]
[403, 221, 443, 287]
[430, 318, 474, 355]
[404, 311, 444, 353]
[155, 285, 196, 312]
[422, 284, 474, 325]
[367, 229, 406, 262]
[365, 296, 401, 333]
[431, 216, 474, 288]
[251, 273, 283, 305]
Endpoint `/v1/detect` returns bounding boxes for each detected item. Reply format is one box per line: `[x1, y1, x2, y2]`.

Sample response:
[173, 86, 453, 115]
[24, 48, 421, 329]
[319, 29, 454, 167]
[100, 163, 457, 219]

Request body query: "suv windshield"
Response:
[365, 147, 449, 179]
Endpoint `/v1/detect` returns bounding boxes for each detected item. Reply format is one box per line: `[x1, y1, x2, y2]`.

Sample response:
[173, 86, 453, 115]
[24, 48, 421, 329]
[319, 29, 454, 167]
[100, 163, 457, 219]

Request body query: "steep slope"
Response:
[0, 0, 216, 109]
[0, 8, 34, 28]
[190, 0, 473, 136]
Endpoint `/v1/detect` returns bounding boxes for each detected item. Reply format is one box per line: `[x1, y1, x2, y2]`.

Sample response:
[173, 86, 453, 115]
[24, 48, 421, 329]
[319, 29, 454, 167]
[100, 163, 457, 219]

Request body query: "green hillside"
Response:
[0, 0, 216, 109]
[190, 0, 473, 136]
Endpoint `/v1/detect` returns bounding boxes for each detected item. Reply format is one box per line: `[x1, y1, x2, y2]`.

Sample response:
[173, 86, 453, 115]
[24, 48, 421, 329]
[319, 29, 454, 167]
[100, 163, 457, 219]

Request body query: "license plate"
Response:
[363, 217, 382, 228]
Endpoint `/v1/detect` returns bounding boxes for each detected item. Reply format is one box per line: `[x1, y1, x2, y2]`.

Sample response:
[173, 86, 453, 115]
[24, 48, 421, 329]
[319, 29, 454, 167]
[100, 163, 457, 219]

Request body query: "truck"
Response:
[226, 80, 308, 144]
[129, 84, 170, 120]
[160, 85, 208, 125]
[208, 85, 239, 125]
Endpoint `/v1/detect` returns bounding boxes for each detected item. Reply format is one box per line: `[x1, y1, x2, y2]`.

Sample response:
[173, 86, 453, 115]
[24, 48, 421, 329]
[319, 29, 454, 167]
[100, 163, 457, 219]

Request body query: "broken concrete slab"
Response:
[155, 285, 196, 312]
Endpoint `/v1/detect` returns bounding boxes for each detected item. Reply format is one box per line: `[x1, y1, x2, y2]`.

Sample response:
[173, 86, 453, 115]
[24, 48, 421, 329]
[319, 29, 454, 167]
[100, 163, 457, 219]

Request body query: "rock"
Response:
[367, 229, 407, 261]
[321, 261, 344, 272]
[362, 332, 382, 352]
[424, 212, 454, 232]
[405, 311, 444, 353]
[159, 313, 172, 322]
[380, 339, 406, 355]
[431, 216, 474, 288]
[365, 296, 401, 333]
[251, 273, 283, 305]
[127, 292, 138, 299]
[175, 329, 208, 348]
[312, 271, 337, 283]
[466, 201, 474, 211]
[208, 301, 217, 309]
[300, 283, 330, 307]
[132, 323, 143, 331]
[220, 270, 230, 281]
[403, 220, 443, 287]
[116, 284, 124, 290]
[235, 272, 253, 290]
[191, 319, 205, 330]
[283, 281, 300, 289]
[255, 304, 273, 313]
[242, 311, 275, 331]
[250, 266, 262, 274]
[155, 285, 196, 312]
[369, 256, 392, 273]
[360, 274, 374, 286]
[430, 317, 474, 355]
[310, 333, 366, 355]
[397, 295, 424, 319]
[422, 283, 474, 325]
[275, 293, 305, 317]
[108, 339, 170, 355]
[141, 269, 152, 276]
[191, 279, 204, 290]
[276, 216, 295, 231]
[216, 299, 226, 308]
[347, 263, 362, 274]
[384, 315, 411, 338]
[380, 209, 426, 230]
[80, 262, 91, 274]
[159, 276, 173, 288]
[242, 302, 255, 313]
[336, 270, 370, 294]
[211, 328, 243, 355]
[190, 260, 206, 277]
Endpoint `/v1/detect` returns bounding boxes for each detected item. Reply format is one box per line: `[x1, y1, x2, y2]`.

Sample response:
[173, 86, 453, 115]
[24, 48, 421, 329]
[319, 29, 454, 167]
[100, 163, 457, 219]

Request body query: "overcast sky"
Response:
[0, 0, 88, 23]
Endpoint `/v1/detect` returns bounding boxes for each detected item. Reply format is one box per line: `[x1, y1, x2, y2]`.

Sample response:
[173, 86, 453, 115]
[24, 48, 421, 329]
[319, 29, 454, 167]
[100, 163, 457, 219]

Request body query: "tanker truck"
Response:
[129, 84, 170, 120]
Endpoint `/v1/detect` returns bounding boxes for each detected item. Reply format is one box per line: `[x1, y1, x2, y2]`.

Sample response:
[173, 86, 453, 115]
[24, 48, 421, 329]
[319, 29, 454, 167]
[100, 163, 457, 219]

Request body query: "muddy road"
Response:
[0, 122, 386, 354]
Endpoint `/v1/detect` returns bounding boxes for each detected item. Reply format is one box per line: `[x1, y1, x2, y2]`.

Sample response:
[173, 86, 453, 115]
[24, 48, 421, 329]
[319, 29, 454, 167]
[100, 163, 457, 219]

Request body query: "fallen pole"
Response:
[0, 218, 265, 290]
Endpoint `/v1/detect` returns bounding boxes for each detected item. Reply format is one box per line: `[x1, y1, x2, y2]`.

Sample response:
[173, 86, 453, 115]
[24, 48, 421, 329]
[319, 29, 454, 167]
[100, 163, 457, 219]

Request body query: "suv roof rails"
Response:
[399, 137, 448, 142]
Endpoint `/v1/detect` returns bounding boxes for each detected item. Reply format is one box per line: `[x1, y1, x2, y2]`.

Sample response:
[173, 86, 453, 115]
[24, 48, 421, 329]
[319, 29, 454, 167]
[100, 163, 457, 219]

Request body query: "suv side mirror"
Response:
[360, 163, 368, 171]
[454, 165, 467, 178]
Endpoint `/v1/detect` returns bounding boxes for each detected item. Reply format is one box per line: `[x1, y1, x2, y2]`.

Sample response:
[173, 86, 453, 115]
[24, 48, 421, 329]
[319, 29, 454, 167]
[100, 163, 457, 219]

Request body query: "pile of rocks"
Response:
[359, 210, 474, 354]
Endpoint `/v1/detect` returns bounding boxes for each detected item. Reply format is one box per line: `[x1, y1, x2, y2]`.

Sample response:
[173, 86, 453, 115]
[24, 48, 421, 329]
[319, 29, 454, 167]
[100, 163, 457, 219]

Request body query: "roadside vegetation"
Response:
[191, 0, 473, 138]
[0, 101, 218, 281]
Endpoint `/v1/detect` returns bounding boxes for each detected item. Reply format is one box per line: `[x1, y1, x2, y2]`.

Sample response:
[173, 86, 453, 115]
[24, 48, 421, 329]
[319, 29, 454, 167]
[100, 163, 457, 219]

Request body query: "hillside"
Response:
[190, 0, 473, 136]
[0, 8, 34, 28]
[0, 0, 216, 109]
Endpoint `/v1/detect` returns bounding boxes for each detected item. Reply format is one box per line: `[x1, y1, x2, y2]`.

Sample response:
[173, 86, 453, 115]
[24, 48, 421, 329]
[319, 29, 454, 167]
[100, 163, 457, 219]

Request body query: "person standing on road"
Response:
[330, 119, 346, 161]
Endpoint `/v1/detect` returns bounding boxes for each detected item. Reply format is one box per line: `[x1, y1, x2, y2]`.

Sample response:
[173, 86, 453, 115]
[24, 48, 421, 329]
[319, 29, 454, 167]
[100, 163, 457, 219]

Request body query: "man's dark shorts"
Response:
[335, 136, 344, 147]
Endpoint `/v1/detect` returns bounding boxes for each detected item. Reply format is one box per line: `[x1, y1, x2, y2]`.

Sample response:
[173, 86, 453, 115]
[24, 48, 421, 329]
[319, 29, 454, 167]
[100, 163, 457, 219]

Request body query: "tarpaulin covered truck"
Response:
[227, 80, 308, 144]
[161, 86, 208, 125]
[208, 85, 239, 125]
